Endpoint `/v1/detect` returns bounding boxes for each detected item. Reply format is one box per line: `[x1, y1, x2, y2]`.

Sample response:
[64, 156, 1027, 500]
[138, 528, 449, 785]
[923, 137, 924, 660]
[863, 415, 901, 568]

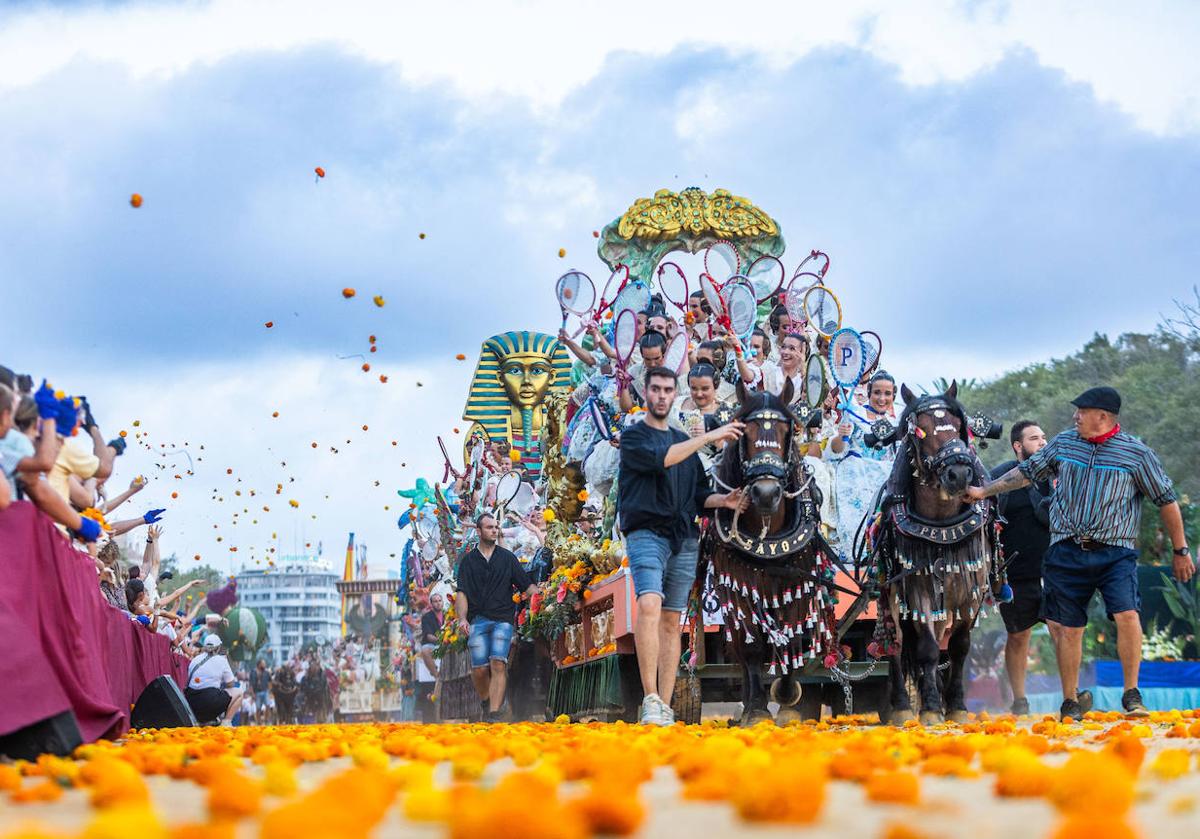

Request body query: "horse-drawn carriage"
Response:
[473, 187, 1007, 726]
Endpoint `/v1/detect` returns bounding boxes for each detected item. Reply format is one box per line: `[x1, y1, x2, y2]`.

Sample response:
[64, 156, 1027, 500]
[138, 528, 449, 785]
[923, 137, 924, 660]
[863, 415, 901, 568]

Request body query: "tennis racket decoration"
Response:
[792, 249, 830, 282]
[722, 278, 758, 350]
[592, 263, 631, 325]
[803, 353, 827, 411]
[612, 281, 651, 321]
[555, 270, 595, 335]
[494, 471, 523, 519]
[745, 255, 785, 304]
[782, 275, 814, 329]
[861, 330, 883, 376]
[437, 435, 463, 483]
[699, 272, 725, 321]
[828, 327, 867, 442]
[802, 284, 843, 338]
[612, 307, 639, 393]
[664, 331, 690, 375]
[656, 260, 691, 318]
[589, 398, 616, 442]
[704, 240, 741, 283]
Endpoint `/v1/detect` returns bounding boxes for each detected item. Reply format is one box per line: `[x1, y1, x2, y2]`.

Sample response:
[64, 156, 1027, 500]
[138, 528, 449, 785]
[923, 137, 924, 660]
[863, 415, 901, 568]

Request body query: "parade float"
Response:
[396, 186, 894, 722]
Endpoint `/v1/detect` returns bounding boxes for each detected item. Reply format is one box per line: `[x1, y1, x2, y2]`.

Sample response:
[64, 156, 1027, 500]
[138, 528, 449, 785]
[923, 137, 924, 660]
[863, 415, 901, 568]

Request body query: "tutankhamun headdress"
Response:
[463, 331, 572, 480]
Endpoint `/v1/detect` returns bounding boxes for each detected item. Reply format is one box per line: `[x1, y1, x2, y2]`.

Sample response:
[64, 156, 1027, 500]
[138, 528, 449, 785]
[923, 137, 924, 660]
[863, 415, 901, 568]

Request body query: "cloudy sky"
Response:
[2, 0, 1198, 575]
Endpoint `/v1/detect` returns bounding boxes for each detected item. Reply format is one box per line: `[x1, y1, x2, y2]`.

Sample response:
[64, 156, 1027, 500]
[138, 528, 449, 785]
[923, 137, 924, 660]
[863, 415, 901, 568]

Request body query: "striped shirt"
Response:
[1018, 429, 1176, 549]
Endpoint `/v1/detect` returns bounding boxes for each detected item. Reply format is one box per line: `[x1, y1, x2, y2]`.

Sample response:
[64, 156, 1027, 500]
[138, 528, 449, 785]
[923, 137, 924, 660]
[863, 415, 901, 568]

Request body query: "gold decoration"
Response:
[617, 187, 778, 241]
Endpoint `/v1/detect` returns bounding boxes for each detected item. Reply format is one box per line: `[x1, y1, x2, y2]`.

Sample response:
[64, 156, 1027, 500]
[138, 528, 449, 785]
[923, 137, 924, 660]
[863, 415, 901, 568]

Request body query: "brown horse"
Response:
[706, 379, 834, 725]
[872, 381, 1001, 725]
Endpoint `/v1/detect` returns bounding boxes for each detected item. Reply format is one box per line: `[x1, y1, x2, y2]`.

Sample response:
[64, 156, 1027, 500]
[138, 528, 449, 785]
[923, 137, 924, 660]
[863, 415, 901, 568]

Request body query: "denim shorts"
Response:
[626, 530, 699, 612]
[1042, 540, 1140, 628]
[467, 617, 514, 667]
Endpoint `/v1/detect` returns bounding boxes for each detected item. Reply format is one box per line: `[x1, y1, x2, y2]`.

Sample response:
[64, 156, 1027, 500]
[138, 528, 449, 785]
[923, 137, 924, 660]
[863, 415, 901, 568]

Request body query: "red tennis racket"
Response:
[656, 260, 690, 318]
[612, 308, 639, 393]
[704, 240, 741, 282]
[792, 249, 830, 282]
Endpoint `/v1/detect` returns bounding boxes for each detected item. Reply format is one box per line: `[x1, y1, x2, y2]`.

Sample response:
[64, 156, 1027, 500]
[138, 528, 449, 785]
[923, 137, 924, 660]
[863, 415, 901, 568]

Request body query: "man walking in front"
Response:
[618, 366, 748, 725]
[455, 513, 536, 722]
[968, 387, 1194, 720]
[992, 420, 1053, 715]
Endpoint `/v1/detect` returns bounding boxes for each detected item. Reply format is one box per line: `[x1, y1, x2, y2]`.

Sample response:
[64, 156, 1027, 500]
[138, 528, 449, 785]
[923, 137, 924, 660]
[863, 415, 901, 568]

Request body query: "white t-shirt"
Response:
[0, 429, 35, 497]
[189, 653, 235, 690]
[156, 621, 178, 642]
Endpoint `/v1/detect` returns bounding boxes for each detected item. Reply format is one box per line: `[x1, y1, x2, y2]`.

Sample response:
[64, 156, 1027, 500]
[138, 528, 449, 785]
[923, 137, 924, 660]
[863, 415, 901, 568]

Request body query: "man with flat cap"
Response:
[967, 386, 1193, 720]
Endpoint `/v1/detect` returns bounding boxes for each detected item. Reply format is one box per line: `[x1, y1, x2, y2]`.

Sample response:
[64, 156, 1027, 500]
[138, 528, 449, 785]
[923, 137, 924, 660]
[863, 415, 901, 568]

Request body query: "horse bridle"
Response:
[740, 406, 795, 483]
[906, 398, 973, 485]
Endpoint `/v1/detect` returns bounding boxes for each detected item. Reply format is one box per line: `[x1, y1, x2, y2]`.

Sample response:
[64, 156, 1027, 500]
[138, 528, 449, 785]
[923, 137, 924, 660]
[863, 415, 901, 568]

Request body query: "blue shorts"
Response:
[1042, 541, 1140, 628]
[467, 617, 514, 668]
[626, 530, 699, 612]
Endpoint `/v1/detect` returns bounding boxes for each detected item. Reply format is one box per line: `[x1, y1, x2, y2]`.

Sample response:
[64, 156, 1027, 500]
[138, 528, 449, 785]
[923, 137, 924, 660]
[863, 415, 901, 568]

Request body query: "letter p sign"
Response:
[840, 346, 852, 366]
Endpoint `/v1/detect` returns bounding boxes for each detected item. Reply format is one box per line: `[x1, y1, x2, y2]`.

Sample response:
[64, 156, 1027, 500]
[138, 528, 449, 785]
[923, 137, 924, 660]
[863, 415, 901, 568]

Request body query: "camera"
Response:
[863, 418, 898, 449]
[966, 413, 1003, 448]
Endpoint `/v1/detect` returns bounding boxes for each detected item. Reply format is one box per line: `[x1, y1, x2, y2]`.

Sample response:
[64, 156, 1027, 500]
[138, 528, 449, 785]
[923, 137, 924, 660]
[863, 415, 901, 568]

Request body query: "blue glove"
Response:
[34, 380, 58, 420]
[75, 516, 102, 542]
[108, 436, 127, 456]
[143, 508, 166, 524]
[56, 396, 78, 436]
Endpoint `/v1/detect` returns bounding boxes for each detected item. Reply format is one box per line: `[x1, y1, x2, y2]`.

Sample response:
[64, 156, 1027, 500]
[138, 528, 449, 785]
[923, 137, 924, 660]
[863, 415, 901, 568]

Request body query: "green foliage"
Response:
[1154, 572, 1200, 657]
[158, 557, 224, 611]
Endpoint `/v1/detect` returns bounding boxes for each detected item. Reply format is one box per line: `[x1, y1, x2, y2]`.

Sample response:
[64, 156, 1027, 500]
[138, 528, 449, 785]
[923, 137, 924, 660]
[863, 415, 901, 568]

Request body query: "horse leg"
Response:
[887, 645, 913, 725]
[915, 627, 944, 725]
[743, 647, 773, 725]
[944, 624, 971, 723]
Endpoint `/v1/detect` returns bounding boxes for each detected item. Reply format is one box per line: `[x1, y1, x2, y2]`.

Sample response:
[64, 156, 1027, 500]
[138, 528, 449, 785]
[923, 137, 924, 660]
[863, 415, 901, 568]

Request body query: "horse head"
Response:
[899, 381, 975, 497]
[731, 378, 799, 516]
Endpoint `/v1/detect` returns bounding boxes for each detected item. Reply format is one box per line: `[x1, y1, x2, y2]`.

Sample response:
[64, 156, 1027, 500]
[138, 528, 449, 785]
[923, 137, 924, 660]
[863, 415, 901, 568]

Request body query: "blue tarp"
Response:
[1095, 660, 1200, 688]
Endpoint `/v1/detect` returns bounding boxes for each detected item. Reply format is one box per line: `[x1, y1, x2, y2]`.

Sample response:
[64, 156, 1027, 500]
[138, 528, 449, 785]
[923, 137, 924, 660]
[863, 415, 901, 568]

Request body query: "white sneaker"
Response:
[655, 695, 676, 727]
[639, 693, 666, 725]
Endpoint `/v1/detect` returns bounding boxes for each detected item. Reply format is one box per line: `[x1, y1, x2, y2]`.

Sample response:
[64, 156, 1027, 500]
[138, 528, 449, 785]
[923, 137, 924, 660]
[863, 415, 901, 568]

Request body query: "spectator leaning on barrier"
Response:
[968, 386, 1195, 721]
[185, 635, 244, 726]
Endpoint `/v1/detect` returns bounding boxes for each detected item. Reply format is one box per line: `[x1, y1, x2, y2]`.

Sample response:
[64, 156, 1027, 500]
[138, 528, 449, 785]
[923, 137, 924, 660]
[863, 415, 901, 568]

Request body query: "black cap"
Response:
[1071, 386, 1121, 414]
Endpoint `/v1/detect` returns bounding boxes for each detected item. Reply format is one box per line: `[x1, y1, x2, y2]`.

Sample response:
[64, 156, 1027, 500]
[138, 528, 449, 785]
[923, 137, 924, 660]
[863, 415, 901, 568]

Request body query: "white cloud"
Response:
[2, 1, 1199, 134]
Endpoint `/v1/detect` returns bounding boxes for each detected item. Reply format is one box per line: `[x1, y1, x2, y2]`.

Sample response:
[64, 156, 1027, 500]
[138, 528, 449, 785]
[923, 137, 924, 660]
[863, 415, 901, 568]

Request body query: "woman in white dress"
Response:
[824, 370, 902, 565]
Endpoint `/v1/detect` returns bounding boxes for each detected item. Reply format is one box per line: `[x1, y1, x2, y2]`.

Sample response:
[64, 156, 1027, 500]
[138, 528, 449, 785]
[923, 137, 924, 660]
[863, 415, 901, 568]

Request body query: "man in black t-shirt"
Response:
[993, 419, 1055, 715]
[617, 366, 747, 726]
[454, 513, 536, 721]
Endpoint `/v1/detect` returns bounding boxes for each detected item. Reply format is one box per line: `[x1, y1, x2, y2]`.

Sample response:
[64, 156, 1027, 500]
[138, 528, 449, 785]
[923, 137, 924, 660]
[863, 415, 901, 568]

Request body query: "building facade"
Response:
[237, 555, 341, 662]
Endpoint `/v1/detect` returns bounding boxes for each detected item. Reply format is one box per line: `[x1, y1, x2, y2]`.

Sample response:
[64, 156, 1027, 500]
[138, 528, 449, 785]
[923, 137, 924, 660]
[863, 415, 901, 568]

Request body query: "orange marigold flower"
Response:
[342, 287, 356, 298]
[732, 759, 825, 822]
[569, 784, 646, 835]
[1047, 815, 1140, 839]
[1049, 751, 1133, 816]
[865, 771, 920, 805]
[1104, 735, 1146, 775]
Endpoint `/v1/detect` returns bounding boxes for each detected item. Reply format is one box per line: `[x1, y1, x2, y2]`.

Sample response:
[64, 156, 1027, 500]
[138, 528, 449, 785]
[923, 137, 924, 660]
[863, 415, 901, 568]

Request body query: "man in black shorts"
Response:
[993, 420, 1055, 715]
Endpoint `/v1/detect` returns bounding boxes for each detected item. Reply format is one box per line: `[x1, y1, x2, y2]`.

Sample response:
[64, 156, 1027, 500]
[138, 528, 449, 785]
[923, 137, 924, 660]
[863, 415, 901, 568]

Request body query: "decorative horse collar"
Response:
[891, 500, 988, 546]
[713, 494, 818, 560]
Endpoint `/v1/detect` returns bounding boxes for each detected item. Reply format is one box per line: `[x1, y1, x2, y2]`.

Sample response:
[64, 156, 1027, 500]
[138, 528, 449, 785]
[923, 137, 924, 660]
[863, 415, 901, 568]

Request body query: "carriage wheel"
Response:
[671, 671, 703, 725]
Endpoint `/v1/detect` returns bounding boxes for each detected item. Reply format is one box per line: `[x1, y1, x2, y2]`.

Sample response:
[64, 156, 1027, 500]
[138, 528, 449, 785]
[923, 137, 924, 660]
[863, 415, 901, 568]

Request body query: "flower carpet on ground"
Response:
[2, 712, 1200, 838]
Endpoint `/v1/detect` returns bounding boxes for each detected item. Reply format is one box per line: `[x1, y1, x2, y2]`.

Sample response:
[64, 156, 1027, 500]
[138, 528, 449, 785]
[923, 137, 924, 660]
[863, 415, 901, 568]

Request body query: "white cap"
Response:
[202, 634, 222, 649]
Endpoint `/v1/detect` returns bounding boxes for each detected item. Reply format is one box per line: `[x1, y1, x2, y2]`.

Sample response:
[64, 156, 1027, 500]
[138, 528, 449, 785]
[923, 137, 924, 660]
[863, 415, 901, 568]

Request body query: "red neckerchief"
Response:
[1085, 423, 1121, 445]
